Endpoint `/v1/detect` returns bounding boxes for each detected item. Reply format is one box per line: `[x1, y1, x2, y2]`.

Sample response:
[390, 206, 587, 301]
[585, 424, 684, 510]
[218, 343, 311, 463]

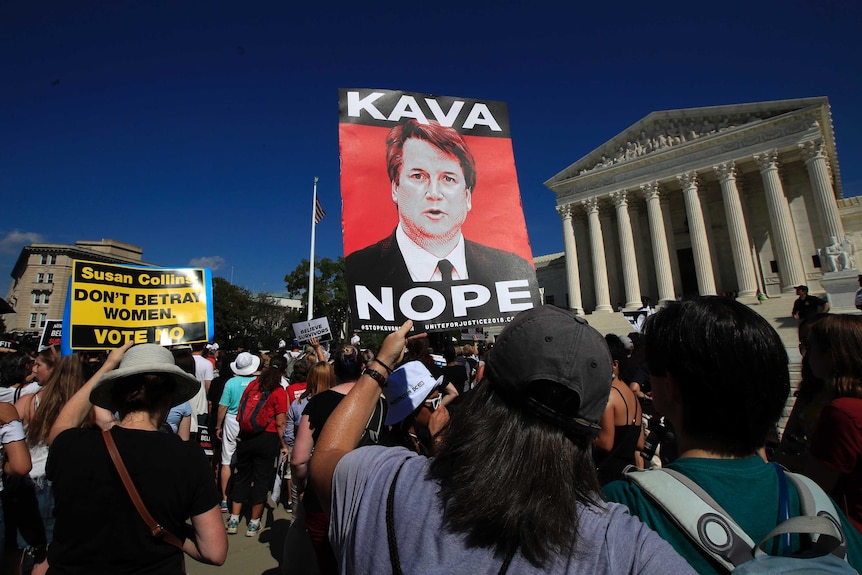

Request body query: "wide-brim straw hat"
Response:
[90, 344, 202, 410]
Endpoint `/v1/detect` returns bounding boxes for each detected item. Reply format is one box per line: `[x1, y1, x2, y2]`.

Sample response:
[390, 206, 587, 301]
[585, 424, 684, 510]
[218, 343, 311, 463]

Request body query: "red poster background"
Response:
[340, 123, 535, 265]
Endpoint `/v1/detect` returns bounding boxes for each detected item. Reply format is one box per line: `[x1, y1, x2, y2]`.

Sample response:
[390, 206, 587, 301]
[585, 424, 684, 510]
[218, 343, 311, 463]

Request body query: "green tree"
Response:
[212, 276, 255, 350]
[249, 292, 303, 350]
[212, 277, 306, 351]
[284, 257, 349, 341]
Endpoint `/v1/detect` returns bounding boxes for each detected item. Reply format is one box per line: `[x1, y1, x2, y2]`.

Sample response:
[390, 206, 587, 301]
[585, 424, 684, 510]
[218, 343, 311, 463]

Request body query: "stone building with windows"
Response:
[4, 239, 151, 335]
[543, 97, 857, 314]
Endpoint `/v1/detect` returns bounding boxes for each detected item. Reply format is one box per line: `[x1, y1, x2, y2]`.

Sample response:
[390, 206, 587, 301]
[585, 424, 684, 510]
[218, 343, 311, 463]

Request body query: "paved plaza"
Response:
[188, 502, 293, 575]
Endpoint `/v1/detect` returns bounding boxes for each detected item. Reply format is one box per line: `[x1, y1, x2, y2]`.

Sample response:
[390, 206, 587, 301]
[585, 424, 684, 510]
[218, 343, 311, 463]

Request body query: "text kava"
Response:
[346, 92, 502, 132]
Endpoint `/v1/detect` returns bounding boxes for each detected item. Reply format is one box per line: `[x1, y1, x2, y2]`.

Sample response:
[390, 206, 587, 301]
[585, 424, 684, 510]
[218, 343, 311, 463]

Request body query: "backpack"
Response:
[624, 465, 855, 574]
[284, 351, 306, 380]
[236, 378, 271, 438]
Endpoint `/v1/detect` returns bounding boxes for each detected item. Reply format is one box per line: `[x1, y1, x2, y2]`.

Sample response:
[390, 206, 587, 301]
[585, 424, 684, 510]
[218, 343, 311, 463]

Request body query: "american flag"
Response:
[314, 198, 326, 224]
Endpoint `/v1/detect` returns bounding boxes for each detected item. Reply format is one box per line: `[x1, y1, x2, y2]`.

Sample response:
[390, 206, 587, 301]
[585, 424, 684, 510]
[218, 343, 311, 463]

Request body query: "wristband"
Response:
[371, 358, 393, 374]
[362, 367, 387, 387]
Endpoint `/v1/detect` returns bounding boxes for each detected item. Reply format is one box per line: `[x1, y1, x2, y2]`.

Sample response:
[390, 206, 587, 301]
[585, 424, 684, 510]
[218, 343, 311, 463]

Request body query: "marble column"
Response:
[677, 172, 717, 295]
[713, 162, 758, 297]
[557, 204, 583, 314]
[611, 190, 641, 308]
[800, 139, 844, 242]
[583, 197, 613, 312]
[641, 182, 675, 302]
[754, 149, 807, 292]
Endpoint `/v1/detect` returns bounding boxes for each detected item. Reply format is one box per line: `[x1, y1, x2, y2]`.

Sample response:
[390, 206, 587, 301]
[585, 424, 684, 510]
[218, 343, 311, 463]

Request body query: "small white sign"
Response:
[292, 317, 333, 343]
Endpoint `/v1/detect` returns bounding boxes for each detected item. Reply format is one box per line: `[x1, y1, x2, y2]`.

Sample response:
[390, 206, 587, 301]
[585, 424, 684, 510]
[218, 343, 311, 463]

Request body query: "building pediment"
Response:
[545, 97, 838, 195]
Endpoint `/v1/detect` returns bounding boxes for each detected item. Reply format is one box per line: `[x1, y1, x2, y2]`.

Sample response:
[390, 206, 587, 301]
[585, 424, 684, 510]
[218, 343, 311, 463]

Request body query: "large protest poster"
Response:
[62, 261, 214, 352]
[340, 88, 540, 333]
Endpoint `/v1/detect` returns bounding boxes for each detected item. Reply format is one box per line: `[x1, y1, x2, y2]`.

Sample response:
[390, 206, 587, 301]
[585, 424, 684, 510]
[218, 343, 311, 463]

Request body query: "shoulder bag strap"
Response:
[386, 457, 411, 575]
[101, 429, 184, 550]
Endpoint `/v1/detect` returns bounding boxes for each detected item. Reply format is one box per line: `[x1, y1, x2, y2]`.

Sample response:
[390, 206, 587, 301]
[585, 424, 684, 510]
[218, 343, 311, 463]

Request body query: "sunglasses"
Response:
[424, 393, 443, 411]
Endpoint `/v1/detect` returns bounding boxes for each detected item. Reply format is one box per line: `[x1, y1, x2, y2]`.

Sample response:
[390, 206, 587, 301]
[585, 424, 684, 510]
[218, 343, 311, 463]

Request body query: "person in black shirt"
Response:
[791, 285, 829, 322]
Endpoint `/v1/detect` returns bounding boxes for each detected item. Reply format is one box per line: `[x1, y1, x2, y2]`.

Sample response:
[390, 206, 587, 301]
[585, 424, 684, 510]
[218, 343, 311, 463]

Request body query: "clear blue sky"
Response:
[3, 0, 861, 296]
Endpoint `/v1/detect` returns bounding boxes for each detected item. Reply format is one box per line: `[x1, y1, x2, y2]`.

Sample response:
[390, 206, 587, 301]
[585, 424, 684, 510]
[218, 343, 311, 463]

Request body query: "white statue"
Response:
[841, 235, 857, 270]
[822, 235, 854, 272]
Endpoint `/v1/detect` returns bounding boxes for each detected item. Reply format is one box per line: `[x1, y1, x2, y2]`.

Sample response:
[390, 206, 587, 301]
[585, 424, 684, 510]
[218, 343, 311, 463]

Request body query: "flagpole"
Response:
[307, 177, 319, 321]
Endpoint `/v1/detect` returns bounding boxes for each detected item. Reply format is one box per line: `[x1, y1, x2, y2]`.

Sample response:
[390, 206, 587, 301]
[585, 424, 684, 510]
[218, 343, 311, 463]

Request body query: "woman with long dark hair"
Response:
[594, 334, 644, 484]
[225, 355, 288, 537]
[46, 342, 227, 573]
[0, 352, 38, 403]
[312, 311, 692, 574]
[805, 314, 862, 533]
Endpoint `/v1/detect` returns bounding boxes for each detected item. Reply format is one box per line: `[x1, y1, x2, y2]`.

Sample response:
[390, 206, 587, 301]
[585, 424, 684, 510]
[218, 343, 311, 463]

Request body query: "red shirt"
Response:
[810, 397, 862, 533]
[286, 382, 307, 405]
[264, 386, 289, 434]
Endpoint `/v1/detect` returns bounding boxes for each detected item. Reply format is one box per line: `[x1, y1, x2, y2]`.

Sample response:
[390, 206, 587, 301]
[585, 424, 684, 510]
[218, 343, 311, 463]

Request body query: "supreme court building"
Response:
[543, 97, 856, 314]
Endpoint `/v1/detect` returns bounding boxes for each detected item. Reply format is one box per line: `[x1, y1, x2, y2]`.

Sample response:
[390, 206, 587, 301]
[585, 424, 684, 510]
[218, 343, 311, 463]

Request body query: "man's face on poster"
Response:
[391, 138, 472, 251]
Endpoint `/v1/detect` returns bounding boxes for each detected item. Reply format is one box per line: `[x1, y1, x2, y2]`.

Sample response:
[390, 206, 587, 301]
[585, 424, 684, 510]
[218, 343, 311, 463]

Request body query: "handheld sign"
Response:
[292, 317, 332, 344]
[622, 310, 650, 334]
[39, 319, 63, 351]
[340, 88, 540, 333]
[63, 261, 214, 352]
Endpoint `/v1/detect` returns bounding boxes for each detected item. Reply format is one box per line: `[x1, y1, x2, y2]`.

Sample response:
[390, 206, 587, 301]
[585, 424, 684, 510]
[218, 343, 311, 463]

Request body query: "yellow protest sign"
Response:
[64, 261, 214, 350]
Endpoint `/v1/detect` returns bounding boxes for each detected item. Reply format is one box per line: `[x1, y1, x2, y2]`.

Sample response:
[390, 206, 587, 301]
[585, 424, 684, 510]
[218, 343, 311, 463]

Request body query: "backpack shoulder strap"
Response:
[624, 467, 755, 571]
[236, 378, 260, 421]
[783, 470, 848, 559]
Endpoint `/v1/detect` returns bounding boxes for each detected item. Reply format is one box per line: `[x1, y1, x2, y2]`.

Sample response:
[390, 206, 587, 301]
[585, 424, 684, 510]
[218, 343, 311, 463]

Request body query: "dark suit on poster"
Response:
[346, 230, 540, 329]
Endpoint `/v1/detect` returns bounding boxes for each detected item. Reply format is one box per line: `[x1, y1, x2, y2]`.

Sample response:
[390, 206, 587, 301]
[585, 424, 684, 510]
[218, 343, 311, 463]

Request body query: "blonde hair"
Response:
[27, 354, 90, 445]
[300, 362, 335, 401]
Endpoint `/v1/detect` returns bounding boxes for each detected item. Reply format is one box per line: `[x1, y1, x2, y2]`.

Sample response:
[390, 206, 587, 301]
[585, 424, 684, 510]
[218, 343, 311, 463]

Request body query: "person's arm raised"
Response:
[309, 336, 326, 363]
[48, 341, 133, 445]
[310, 321, 423, 511]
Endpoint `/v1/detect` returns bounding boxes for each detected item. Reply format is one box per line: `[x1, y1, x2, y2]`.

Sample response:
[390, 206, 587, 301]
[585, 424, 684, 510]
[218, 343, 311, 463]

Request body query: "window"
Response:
[40, 254, 47, 265]
[33, 292, 51, 305]
[39, 314, 47, 328]
[29, 313, 37, 329]
[49, 255, 56, 265]
[37, 273, 44, 283]
[46, 273, 53, 283]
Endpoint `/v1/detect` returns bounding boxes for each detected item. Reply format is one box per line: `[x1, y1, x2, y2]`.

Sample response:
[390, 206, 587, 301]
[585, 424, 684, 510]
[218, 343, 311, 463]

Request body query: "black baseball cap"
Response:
[486, 306, 613, 438]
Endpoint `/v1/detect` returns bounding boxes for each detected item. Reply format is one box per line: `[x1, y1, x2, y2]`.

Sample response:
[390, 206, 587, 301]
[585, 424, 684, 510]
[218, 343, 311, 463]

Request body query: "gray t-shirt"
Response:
[330, 445, 696, 575]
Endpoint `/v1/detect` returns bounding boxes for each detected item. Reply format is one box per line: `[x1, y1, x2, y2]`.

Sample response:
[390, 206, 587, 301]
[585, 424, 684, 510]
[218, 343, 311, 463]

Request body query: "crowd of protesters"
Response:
[0, 294, 860, 574]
